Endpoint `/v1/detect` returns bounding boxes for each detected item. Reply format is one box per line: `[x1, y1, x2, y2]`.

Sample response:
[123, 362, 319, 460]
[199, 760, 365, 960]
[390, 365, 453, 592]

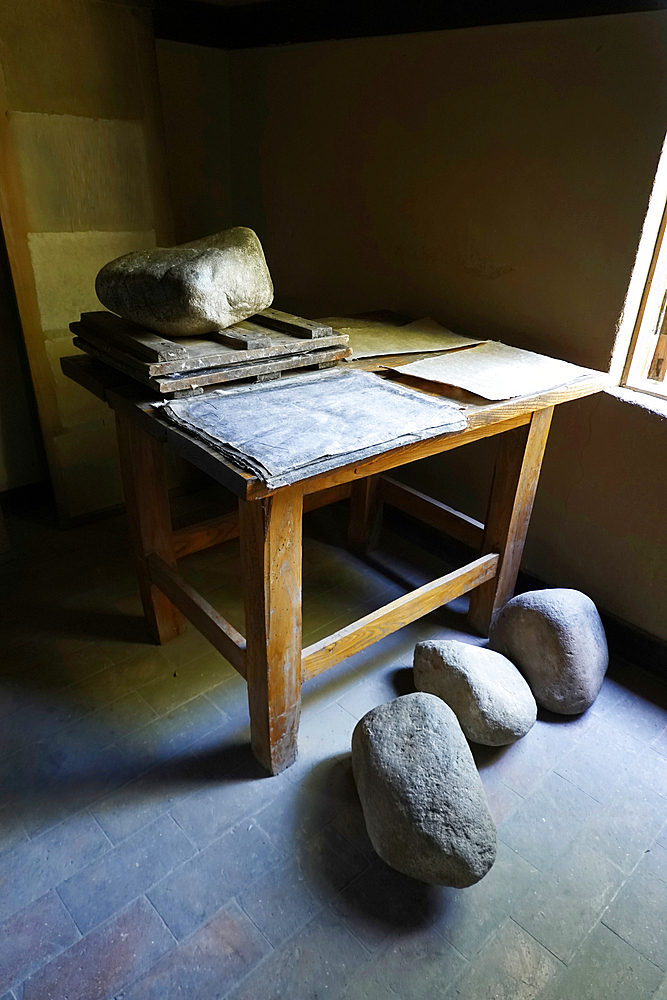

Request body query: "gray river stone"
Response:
[489, 589, 608, 714]
[351, 692, 497, 887]
[95, 227, 274, 336]
[413, 639, 537, 746]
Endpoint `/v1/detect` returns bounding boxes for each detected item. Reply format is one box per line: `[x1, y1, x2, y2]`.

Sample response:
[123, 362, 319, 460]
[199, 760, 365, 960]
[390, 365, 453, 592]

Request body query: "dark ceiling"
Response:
[153, 0, 667, 49]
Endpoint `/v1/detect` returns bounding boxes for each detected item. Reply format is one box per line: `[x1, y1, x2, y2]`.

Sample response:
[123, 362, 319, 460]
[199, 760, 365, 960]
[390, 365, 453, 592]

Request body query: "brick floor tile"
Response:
[89, 753, 213, 844]
[432, 842, 540, 960]
[57, 814, 195, 934]
[537, 922, 663, 1000]
[115, 694, 229, 771]
[21, 897, 174, 1000]
[238, 858, 322, 948]
[169, 756, 286, 849]
[118, 901, 270, 1000]
[148, 821, 281, 940]
[498, 772, 598, 870]
[511, 841, 624, 962]
[340, 925, 467, 1000]
[329, 858, 437, 952]
[602, 843, 667, 970]
[443, 919, 559, 1000]
[0, 813, 109, 923]
[0, 892, 80, 993]
[227, 908, 369, 1000]
[577, 773, 667, 873]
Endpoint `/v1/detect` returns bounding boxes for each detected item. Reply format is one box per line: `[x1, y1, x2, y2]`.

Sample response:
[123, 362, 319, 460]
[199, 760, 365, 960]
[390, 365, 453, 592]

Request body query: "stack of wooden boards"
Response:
[70, 309, 351, 398]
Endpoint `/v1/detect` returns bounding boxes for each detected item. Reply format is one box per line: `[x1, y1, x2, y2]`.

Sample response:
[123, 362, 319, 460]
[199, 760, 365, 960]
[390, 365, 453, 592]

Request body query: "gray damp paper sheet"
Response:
[161, 368, 467, 487]
[391, 341, 595, 400]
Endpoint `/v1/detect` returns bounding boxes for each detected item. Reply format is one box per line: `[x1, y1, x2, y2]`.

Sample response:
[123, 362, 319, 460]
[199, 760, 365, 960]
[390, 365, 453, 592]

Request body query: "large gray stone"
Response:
[95, 227, 274, 336]
[413, 639, 537, 746]
[489, 589, 608, 715]
[351, 692, 497, 887]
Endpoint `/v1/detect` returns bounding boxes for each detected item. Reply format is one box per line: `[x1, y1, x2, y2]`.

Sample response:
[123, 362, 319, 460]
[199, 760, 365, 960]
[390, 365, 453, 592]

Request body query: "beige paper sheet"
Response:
[319, 316, 485, 359]
[391, 341, 595, 400]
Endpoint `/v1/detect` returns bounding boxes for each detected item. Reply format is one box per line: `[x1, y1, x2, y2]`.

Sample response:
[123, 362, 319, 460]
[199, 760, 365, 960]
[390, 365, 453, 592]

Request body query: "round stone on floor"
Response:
[351, 692, 497, 887]
[489, 588, 608, 714]
[413, 639, 537, 745]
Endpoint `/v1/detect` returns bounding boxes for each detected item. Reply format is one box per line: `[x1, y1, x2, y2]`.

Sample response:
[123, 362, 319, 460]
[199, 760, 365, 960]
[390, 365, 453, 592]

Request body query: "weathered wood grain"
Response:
[239, 487, 303, 774]
[115, 412, 186, 644]
[173, 482, 352, 559]
[302, 553, 499, 679]
[253, 307, 333, 339]
[147, 553, 246, 676]
[79, 311, 187, 361]
[467, 406, 554, 636]
[380, 476, 484, 550]
[73, 335, 350, 394]
[348, 475, 383, 555]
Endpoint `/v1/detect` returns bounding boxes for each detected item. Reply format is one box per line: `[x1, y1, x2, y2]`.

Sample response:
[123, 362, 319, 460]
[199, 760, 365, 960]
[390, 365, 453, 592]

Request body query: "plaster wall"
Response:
[155, 41, 233, 243]
[219, 13, 667, 640]
[0, 0, 174, 520]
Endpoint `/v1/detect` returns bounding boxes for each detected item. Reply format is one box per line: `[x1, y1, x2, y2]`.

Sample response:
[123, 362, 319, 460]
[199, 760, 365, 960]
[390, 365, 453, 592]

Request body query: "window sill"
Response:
[605, 384, 667, 420]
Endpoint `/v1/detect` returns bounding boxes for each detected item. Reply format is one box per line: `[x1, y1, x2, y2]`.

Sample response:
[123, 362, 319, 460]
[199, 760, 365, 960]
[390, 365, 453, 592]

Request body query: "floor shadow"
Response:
[292, 755, 442, 935]
[24, 604, 153, 646]
[1, 728, 260, 841]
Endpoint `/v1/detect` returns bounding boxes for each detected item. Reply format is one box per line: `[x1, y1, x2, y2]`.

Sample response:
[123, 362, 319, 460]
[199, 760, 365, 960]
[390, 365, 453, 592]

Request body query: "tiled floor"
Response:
[1, 489, 666, 1000]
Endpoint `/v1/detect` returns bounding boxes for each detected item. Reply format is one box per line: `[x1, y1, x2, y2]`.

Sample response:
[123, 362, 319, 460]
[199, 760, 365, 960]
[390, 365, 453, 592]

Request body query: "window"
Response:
[614, 133, 667, 401]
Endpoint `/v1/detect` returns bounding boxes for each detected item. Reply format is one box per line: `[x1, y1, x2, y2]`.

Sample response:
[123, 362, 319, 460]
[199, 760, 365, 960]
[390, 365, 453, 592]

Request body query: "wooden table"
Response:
[62, 353, 608, 775]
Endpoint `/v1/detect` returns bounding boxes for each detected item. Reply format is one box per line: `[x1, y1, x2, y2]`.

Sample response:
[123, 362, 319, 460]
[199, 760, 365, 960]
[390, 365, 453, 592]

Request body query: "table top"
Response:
[61, 353, 610, 501]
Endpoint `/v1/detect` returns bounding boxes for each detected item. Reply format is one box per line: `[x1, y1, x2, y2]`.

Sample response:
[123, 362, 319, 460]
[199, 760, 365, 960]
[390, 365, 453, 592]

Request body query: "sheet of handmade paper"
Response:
[391, 341, 595, 400]
[319, 316, 484, 359]
[161, 368, 466, 488]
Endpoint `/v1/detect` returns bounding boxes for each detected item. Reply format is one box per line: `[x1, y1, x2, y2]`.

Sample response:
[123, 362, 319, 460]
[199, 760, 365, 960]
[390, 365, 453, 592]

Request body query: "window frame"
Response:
[614, 133, 667, 400]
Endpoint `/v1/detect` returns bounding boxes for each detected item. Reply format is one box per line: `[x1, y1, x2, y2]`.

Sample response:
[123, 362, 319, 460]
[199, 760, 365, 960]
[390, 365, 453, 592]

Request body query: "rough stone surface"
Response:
[489, 589, 608, 715]
[95, 227, 274, 336]
[413, 639, 537, 746]
[351, 692, 497, 887]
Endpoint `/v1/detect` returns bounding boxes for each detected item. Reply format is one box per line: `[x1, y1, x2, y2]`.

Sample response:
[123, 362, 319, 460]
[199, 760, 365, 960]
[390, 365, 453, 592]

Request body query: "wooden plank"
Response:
[147, 553, 246, 677]
[212, 321, 274, 350]
[253, 307, 333, 339]
[73, 325, 167, 376]
[106, 385, 167, 442]
[239, 487, 303, 774]
[467, 406, 554, 636]
[74, 335, 350, 393]
[348, 475, 383, 554]
[115, 412, 186, 644]
[60, 353, 132, 402]
[79, 311, 187, 361]
[174, 507, 239, 558]
[302, 553, 499, 680]
[148, 345, 351, 392]
[82, 312, 349, 373]
[380, 476, 484, 550]
[173, 482, 352, 559]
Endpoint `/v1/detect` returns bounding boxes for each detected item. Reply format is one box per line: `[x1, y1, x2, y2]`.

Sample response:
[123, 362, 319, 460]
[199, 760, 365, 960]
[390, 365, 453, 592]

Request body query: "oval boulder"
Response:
[351, 692, 497, 887]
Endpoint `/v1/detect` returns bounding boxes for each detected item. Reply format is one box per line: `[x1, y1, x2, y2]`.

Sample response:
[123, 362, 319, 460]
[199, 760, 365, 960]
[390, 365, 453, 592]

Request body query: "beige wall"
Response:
[0, 0, 174, 520]
[201, 13, 667, 641]
[155, 40, 232, 243]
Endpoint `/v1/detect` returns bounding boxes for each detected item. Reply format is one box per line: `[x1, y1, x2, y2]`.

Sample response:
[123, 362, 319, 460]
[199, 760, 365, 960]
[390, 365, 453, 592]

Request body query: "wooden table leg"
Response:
[468, 406, 554, 637]
[348, 475, 383, 555]
[239, 485, 303, 774]
[115, 413, 186, 644]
